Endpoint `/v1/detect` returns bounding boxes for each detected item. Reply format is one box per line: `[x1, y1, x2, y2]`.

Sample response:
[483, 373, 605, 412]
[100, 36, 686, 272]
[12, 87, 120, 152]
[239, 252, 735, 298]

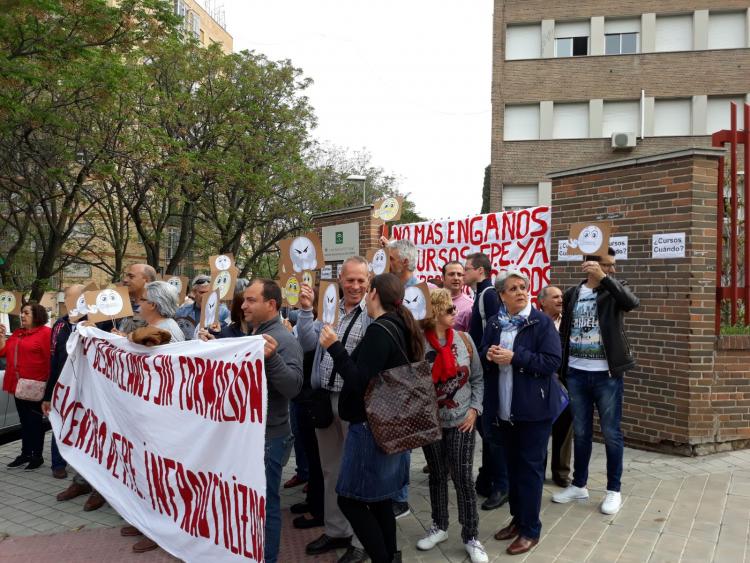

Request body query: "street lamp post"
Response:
[346, 174, 367, 205]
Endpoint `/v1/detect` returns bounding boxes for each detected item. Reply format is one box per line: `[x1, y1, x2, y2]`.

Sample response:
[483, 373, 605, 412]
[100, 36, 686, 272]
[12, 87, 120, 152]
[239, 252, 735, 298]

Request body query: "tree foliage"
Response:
[0, 0, 422, 297]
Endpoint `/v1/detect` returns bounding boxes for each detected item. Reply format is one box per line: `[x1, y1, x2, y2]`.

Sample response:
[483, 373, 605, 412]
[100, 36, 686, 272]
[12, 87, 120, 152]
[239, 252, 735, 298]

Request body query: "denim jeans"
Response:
[51, 435, 67, 471]
[264, 433, 294, 563]
[567, 368, 624, 492]
[290, 402, 309, 481]
[393, 450, 410, 503]
[481, 415, 509, 495]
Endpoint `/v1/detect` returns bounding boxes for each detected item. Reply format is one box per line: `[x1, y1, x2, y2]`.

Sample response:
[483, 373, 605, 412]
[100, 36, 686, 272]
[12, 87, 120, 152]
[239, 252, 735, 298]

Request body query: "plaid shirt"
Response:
[318, 300, 368, 392]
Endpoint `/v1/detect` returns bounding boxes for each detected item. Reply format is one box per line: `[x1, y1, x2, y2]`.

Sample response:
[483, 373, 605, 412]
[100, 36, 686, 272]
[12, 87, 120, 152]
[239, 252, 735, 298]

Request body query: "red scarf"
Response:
[425, 328, 457, 384]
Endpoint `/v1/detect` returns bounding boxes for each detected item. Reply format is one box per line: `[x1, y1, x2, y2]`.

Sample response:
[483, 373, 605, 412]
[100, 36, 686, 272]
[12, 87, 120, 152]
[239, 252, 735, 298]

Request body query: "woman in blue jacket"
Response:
[480, 270, 561, 556]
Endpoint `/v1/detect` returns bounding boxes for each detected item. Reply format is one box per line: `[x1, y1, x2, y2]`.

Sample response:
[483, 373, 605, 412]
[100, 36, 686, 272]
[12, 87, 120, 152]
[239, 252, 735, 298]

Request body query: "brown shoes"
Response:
[52, 468, 68, 479]
[506, 535, 539, 555]
[132, 538, 159, 553]
[83, 491, 106, 512]
[56, 482, 92, 502]
[121, 525, 143, 537]
[494, 522, 520, 541]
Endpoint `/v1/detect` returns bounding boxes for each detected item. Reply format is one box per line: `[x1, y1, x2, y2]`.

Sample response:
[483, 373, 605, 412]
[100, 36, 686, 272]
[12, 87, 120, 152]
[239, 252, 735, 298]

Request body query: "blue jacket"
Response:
[479, 307, 562, 422]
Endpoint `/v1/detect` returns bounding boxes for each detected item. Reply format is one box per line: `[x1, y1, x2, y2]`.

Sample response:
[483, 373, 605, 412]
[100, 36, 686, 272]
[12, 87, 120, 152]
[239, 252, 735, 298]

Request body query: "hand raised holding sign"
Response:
[298, 284, 314, 311]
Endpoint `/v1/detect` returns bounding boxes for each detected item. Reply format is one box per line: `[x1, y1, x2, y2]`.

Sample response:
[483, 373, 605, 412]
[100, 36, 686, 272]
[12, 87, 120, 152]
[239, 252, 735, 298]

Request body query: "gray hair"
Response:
[144, 281, 179, 318]
[537, 285, 560, 302]
[494, 270, 530, 293]
[388, 239, 418, 272]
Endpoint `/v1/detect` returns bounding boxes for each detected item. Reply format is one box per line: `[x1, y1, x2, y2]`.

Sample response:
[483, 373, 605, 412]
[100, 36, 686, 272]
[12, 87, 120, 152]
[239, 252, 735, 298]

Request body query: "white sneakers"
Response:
[416, 525, 448, 550]
[416, 526, 488, 563]
[464, 538, 489, 563]
[600, 490, 622, 515]
[551, 484, 590, 503]
[552, 485, 623, 515]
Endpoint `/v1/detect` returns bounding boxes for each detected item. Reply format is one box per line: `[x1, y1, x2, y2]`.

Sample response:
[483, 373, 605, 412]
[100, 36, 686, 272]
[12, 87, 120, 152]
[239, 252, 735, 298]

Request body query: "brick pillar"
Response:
[550, 149, 727, 454]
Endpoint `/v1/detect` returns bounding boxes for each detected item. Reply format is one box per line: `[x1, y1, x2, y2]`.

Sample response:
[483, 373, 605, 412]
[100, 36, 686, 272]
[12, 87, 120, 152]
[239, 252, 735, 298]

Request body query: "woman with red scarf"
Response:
[0, 303, 51, 470]
[415, 289, 488, 563]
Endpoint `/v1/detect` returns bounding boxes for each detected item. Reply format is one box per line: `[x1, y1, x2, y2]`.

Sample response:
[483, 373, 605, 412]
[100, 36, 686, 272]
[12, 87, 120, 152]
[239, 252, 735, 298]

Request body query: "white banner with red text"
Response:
[391, 206, 551, 296]
[49, 325, 267, 563]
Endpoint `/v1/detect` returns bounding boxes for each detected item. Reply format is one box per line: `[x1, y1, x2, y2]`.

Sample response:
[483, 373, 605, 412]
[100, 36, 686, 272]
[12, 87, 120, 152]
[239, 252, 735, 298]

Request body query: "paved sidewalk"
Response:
[1, 432, 749, 562]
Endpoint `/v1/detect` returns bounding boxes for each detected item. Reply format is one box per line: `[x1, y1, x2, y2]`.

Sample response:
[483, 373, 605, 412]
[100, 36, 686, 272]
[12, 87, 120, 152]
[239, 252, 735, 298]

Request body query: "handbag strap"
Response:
[324, 304, 363, 388]
[372, 318, 411, 365]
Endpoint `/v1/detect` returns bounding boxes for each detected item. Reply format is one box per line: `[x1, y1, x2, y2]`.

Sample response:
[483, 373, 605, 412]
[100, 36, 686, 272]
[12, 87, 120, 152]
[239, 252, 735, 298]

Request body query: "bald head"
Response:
[123, 263, 157, 299]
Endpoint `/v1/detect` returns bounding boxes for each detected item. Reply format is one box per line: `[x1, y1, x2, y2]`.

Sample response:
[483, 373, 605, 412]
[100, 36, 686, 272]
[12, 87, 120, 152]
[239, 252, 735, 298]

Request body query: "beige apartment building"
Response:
[490, 0, 750, 210]
[175, 0, 233, 54]
[60, 1, 232, 288]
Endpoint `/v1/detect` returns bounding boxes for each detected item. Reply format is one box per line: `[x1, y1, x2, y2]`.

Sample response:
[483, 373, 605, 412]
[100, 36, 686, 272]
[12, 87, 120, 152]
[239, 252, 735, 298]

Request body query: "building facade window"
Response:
[504, 104, 540, 140]
[502, 184, 538, 210]
[707, 96, 746, 133]
[605, 33, 638, 55]
[552, 102, 589, 139]
[605, 18, 640, 55]
[654, 99, 692, 136]
[602, 100, 640, 137]
[655, 14, 693, 52]
[555, 21, 590, 57]
[506, 23, 542, 60]
[708, 11, 747, 50]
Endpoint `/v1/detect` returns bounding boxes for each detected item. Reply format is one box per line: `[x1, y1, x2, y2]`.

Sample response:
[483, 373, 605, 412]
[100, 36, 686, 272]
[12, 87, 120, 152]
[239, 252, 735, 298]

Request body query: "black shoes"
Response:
[293, 514, 324, 529]
[290, 502, 309, 514]
[306, 533, 352, 555]
[481, 490, 509, 510]
[393, 501, 411, 519]
[7, 455, 30, 469]
[24, 458, 44, 471]
[337, 546, 369, 563]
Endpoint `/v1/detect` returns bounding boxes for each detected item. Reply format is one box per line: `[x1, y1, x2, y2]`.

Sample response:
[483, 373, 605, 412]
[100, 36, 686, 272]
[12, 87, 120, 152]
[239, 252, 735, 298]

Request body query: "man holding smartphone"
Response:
[552, 247, 639, 516]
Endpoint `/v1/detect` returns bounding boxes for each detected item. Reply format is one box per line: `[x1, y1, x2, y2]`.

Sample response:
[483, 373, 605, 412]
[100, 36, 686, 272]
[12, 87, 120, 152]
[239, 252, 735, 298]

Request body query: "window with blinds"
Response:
[655, 14, 692, 52]
[506, 24, 542, 60]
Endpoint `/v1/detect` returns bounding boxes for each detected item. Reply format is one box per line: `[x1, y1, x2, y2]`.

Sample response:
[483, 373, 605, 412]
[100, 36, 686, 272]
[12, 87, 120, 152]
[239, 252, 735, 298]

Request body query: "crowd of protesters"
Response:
[0, 237, 638, 562]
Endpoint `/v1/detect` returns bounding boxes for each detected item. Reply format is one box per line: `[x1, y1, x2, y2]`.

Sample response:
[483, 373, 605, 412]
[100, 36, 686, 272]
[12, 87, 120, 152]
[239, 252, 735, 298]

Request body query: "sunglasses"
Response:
[444, 306, 457, 315]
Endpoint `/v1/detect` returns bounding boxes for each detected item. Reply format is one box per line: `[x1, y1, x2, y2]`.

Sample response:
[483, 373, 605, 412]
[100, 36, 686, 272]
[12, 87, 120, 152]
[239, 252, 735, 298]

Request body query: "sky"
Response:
[217, 0, 493, 222]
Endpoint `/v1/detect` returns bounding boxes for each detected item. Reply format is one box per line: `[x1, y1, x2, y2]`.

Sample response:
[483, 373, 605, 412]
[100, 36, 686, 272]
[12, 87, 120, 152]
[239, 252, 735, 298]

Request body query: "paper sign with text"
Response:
[391, 207, 552, 298]
[652, 233, 685, 259]
[49, 326, 267, 562]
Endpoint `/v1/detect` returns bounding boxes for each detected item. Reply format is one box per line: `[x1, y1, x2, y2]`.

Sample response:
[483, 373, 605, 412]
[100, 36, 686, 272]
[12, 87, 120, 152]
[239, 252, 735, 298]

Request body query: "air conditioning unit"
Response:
[611, 132, 636, 150]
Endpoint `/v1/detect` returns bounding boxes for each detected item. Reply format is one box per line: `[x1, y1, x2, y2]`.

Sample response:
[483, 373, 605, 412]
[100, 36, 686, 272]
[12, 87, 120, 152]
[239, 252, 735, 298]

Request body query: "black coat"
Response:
[559, 276, 639, 379]
[327, 311, 415, 424]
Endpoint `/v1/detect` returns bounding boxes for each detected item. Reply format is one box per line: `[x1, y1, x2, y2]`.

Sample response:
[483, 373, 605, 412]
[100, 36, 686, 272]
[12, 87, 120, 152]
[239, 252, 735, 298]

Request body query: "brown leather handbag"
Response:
[364, 320, 441, 455]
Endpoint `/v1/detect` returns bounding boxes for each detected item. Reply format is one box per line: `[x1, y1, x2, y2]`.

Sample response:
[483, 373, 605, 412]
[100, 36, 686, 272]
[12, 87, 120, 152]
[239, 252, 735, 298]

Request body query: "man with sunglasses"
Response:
[553, 247, 639, 516]
[175, 274, 230, 339]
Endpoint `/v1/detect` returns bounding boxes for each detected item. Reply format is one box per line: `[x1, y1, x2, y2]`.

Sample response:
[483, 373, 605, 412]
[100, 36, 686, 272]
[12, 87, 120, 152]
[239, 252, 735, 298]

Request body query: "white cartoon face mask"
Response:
[403, 286, 427, 320]
[94, 289, 124, 316]
[290, 237, 318, 272]
[369, 249, 388, 275]
[213, 271, 232, 300]
[374, 197, 400, 221]
[0, 292, 16, 314]
[204, 292, 219, 327]
[322, 284, 338, 324]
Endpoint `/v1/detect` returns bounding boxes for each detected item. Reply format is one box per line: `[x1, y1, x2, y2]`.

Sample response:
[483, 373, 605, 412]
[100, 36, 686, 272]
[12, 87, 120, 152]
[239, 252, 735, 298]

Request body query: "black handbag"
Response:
[301, 306, 362, 429]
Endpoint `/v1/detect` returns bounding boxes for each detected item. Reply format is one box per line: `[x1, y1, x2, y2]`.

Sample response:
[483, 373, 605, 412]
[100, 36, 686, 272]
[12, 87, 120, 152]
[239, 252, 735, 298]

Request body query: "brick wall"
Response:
[490, 0, 750, 209]
[311, 205, 382, 268]
[550, 148, 750, 454]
